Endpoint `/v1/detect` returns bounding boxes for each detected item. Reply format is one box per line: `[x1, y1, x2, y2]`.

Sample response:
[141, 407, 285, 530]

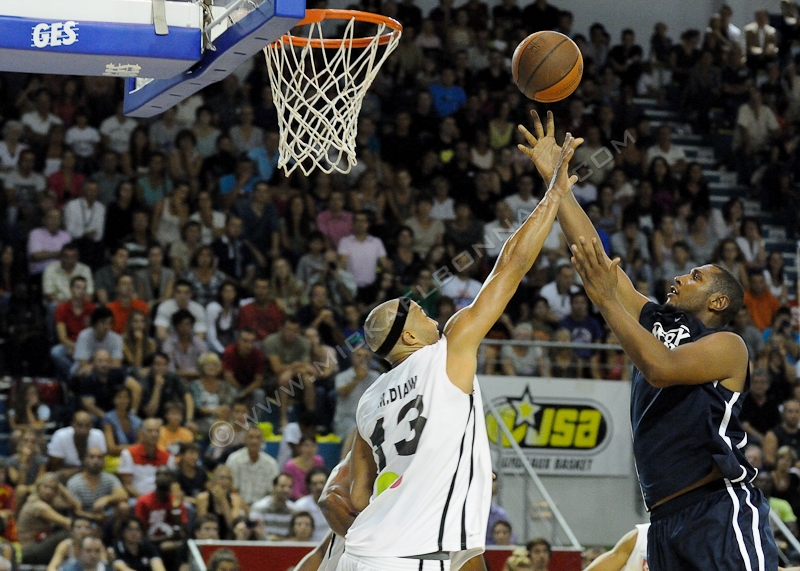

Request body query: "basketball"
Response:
[512, 31, 583, 103]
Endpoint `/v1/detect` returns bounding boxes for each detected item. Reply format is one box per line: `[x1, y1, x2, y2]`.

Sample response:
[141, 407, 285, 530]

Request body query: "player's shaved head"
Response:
[364, 298, 404, 353]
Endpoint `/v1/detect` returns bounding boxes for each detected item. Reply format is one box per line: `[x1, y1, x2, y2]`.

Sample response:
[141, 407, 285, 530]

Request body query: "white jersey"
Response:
[345, 337, 492, 570]
[623, 524, 650, 571]
[320, 534, 345, 571]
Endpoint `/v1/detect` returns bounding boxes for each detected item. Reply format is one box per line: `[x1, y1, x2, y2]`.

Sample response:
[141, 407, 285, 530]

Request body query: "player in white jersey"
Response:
[299, 454, 488, 571]
[584, 525, 800, 571]
[333, 139, 580, 571]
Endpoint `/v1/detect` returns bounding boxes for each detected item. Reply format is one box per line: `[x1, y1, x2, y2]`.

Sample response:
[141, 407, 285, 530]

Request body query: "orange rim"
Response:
[269, 9, 402, 49]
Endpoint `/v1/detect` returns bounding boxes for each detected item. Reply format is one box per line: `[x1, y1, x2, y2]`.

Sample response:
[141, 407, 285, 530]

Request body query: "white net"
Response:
[263, 14, 401, 176]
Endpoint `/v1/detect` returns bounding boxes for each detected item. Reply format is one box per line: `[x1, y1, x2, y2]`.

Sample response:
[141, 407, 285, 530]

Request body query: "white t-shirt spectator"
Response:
[504, 194, 539, 222]
[100, 115, 138, 154]
[276, 422, 302, 470]
[47, 426, 106, 467]
[73, 328, 124, 362]
[21, 111, 62, 137]
[735, 103, 779, 152]
[337, 234, 387, 288]
[645, 144, 687, 169]
[64, 198, 106, 242]
[430, 197, 456, 221]
[154, 299, 207, 336]
[65, 125, 102, 158]
[0, 141, 27, 178]
[482, 220, 519, 259]
[439, 275, 482, 311]
[539, 281, 579, 320]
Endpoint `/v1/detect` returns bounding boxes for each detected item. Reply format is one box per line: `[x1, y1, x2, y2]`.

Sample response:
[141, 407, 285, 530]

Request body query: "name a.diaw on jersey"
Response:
[31, 21, 79, 48]
[378, 376, 417, 408]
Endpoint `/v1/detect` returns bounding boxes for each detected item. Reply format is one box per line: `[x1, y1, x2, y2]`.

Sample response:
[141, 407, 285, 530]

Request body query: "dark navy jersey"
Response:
[631, 302, 754, 510]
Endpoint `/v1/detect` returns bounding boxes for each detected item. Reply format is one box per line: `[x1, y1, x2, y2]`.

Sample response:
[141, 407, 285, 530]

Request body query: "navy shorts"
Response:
[647, 480, 778, 571]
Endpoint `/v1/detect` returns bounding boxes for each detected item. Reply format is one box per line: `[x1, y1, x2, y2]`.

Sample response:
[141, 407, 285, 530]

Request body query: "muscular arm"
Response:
[295, 533, 332, 571]
[349, 433, 378, 512]
[319, 453, 358, 537]
[444, 141, 576, 393]
[584, 528, 638, 571]
[518, 111, 649, 321]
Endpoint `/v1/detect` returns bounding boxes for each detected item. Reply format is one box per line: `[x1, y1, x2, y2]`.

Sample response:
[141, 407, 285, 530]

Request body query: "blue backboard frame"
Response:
[123, 0, 306, 118]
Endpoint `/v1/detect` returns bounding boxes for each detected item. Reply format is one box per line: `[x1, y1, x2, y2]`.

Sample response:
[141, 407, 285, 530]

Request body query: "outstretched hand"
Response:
[518, 110, 583, 190]
[570, 237, 620, 305]
[548, 133, 579, 198]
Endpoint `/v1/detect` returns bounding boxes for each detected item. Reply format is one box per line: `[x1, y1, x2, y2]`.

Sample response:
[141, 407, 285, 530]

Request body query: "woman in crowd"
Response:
[270, 257, 305, 315]
[122, 310, 157, 377]
[764, 251, 789, 305]
[679, 161, 710, 214]
[152, 180, 190, 247]
[18, 473, 73, 564]
[103, 385, 142, 457]
[206, 281, 241, 354]
[48, 149, 84, 206]
[284, 437, 326, 501]
[104, 181, 137, 250]
[9, 381, 48, 449]
[712, 237, 750, 290]
[191, 106, 221, 159]
[135, 244, 175, 310]
[112, 516, 166, 571]
[686, 211, 717, 264]
[122, 126, 152, 177]
[136, 152, 173, 208]
[196, 465, 246, 540]
[736, 216, 768, 270]
[711, 196, 744, 240]
[191, 190, 226, 244]
[771, 446, 800, 516]
[286, 512, 315, 542]
[184, 246, 229, 307]
[169, 130, 202, 187]
[280, 195, 315, 266]
[170, 220, 203, 276]
[391, 226, 425, 287]
[7, 428, 46, 508]
[230, 517, 258, 541]
[651, 214, 680, 267]
[190, 352, 237, 435]
[646, 156, 678, 214]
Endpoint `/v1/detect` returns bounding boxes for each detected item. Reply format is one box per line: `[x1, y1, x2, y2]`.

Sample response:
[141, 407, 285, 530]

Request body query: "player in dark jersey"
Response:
[519, 111, 779, 571]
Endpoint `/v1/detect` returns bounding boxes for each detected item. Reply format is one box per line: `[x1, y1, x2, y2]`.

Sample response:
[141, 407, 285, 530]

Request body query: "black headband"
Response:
[375, 297, 410, 359]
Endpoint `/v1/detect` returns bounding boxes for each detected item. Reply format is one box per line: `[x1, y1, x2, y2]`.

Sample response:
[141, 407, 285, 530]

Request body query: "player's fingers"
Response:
[568, 174, 579, 185]
[547, 110, 555, 138]
[591, 238, 605, 266]
[533, 112, 545, 140]
[518, 125, 537, 146]
[578, 237, 597, 266]
[517, 144, 533, 157]
[571, 241, 587, 267]
[570, 137, 584, 151]
[609, 257, 622, 273]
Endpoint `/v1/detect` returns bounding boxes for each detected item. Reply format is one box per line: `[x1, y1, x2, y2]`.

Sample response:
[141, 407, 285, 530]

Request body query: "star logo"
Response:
[510, 387, 540, 429]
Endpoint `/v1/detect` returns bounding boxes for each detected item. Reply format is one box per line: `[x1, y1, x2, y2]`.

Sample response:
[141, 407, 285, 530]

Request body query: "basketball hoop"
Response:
[264, 9, 402, 176]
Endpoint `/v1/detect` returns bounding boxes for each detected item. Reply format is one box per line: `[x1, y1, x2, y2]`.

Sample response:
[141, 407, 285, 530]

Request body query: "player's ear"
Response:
[708, 293, 730, 313]
[400, 329, 416, 346]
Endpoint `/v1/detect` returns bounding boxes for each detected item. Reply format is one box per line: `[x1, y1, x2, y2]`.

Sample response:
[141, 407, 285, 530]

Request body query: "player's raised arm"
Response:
[443, 139, 577, 392]
[518, 111, 649, 320]
[571, 238, 748, 391]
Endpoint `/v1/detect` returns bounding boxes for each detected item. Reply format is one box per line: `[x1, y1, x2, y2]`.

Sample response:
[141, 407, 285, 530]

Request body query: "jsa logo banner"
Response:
[479, 376, 633, 477]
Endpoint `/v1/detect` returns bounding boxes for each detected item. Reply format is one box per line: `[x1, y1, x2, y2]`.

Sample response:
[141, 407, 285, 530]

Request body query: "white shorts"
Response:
[336, 552, 451, 571]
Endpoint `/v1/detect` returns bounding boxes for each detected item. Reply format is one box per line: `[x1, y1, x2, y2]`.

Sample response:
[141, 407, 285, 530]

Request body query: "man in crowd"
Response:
[107, 274, 149, 334]
[133, 466, 186, 569]
[295, 284, 345, 348]
[333, 347, 379, 454]
[154, 279, 207, 341]
[238, 276, 284, 342]
[51, 276, 95, 382]
[222, 327, 266, 402]
[119, 419, 174, 498]
[762, 398, 800, 469]
[225, 426, 279, 506]
[263, 317, 315, 423]
[211, 214, 257, 287]
[250, 473, 297, 539]
[140, 351, 195, 422]
[78, 349, 142, 418]
[744, 269, 781, 330]
[43, 242, 94, 309]
[337, 211, 390, 302]
[47, 411, 107, 478]
[162, 310, 207, 380]
[28, 208, 72, 278]
[93, 247, 129, 305]
[72, 306, 124, 378]
[66, 446, 127, 521]
[316, 191, 353, 248]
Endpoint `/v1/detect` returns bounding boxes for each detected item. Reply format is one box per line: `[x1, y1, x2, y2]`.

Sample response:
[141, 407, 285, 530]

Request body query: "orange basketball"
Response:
[512, 31, 583, 103]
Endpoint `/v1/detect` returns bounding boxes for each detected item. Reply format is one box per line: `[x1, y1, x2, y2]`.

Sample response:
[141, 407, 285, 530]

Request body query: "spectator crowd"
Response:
[0, 0, 800, 567]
